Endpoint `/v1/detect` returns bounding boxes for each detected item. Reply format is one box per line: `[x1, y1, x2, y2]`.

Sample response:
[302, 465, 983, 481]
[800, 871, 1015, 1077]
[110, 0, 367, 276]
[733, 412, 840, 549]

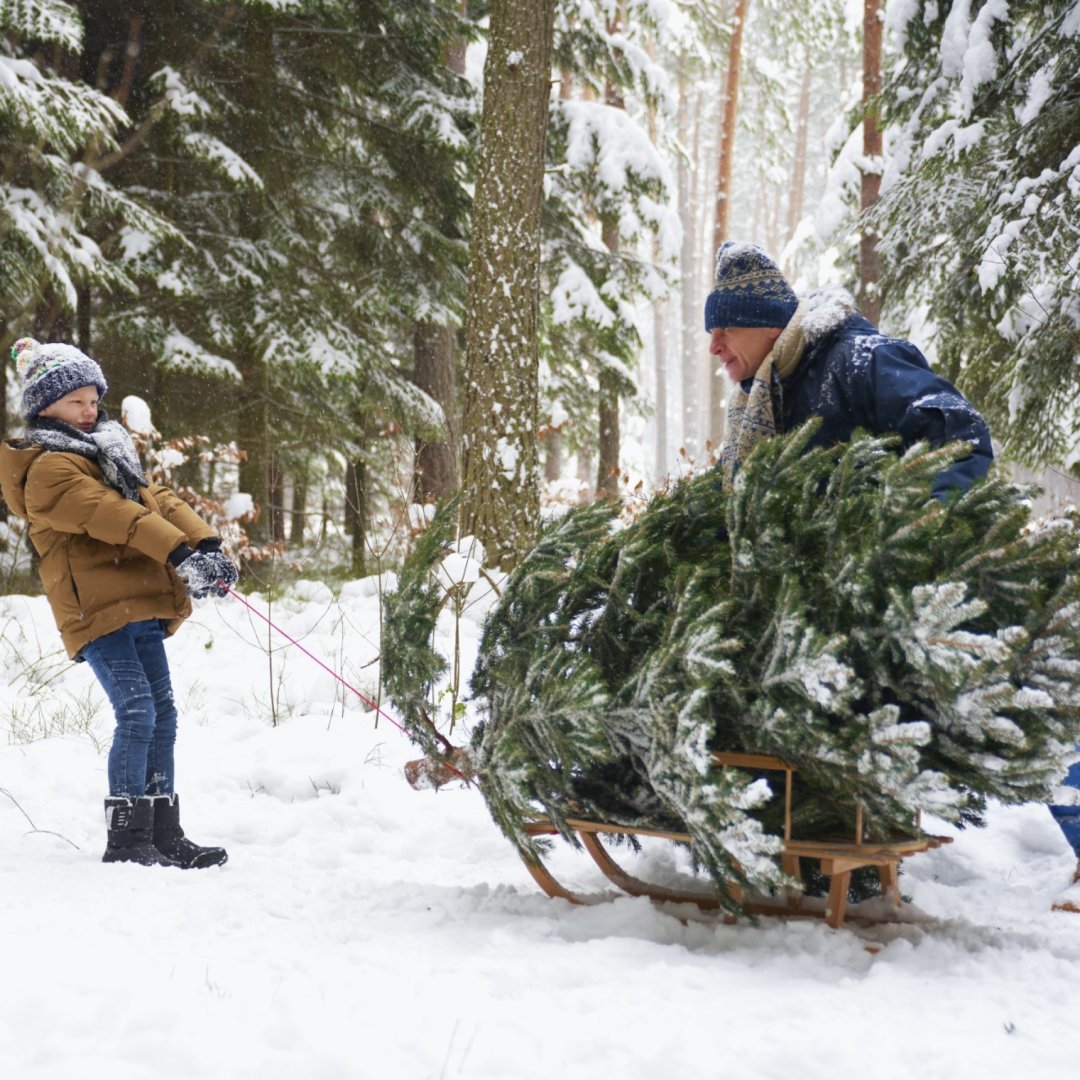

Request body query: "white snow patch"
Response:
[0, 584, 1078, 1077]
[224, 491, 254, 519]
[120, 396, 154, 435]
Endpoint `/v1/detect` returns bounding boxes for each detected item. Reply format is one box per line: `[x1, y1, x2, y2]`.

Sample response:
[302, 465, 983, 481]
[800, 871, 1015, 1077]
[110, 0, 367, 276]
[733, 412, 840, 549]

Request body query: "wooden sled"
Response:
[522, 751, 952, 930]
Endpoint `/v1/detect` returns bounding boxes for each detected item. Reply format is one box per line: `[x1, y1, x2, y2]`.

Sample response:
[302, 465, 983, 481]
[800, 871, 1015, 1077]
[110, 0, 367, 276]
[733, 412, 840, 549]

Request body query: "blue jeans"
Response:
[81, 619, 179, 798]
[1050, 760, 1080, 857]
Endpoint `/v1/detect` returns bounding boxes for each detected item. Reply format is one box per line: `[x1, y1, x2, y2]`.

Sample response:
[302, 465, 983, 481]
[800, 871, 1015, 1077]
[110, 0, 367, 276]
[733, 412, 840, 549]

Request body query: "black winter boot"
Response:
[152, 794, 228, 869]
[102, 797, 179, 866]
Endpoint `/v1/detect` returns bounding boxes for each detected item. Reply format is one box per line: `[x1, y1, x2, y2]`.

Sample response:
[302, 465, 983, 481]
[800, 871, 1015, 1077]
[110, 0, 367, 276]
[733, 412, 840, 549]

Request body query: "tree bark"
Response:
[785, 64, 812, 256]
[460, 0, 556, 570]
[652, 284, 670, 484]
[677, 68, 700, 459]
[597, 369, 621, 499]
[543, 428, 563, 484]
[709, 0, 750, 446]
[445, 0, 468, 76]
[646, 73, 669, 482]
[269, 450, 285, 544]
[713, 0, 749, 252]
[344, 451, 368, 577]
[576, 446, 594, 495]
[410, 3, 466, 504]
[290, 463, 308, 545]
[596, 16, 626, 502]
[412, 321, 459, 501]
[237, 345, 271, 546]
[860, 0, 883, 325]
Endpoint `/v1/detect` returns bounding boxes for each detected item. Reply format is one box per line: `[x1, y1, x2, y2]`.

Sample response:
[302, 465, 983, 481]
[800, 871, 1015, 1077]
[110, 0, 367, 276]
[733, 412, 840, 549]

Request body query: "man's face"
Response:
[37, 386, 100, 432]
[709, 325, 783, 383]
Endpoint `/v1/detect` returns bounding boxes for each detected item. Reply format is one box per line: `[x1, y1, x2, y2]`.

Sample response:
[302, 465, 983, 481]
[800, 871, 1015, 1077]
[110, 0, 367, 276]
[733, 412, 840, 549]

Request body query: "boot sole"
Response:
[102, 847, 179, 867]
[186, 850, 228, 870]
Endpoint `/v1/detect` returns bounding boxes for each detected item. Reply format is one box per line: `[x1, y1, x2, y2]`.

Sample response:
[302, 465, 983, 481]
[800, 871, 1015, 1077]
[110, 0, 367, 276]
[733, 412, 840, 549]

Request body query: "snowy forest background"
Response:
[1, 0, 1079, 582]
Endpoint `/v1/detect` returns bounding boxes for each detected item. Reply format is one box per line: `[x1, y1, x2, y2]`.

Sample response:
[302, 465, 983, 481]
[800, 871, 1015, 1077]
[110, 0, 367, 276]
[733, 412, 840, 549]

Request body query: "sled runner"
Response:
[521, 751, 952, 929]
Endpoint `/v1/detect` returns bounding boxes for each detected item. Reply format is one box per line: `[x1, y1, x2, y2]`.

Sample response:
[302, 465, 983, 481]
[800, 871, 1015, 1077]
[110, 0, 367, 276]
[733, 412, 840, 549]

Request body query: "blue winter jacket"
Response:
[769, 289, 993, 498]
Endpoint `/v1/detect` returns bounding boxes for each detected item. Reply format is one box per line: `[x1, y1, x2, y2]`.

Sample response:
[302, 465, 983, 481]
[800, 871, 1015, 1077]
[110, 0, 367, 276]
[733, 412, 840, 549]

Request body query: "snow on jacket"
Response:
[773, 288, 993, 497]
[0, 442, 216, 658]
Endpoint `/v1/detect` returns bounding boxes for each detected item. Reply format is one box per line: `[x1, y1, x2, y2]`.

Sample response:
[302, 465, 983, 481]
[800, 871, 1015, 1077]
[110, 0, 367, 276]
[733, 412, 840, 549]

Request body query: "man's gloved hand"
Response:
[173, 549, 239, 599]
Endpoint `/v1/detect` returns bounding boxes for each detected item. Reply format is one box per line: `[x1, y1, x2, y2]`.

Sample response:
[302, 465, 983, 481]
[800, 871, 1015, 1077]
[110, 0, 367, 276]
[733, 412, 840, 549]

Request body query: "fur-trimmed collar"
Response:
[799, 285, 859, 345]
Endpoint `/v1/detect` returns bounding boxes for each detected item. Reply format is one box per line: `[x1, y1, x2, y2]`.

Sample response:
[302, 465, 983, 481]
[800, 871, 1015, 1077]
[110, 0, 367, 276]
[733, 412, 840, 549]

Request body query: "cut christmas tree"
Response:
[382, 422, 1080, 912]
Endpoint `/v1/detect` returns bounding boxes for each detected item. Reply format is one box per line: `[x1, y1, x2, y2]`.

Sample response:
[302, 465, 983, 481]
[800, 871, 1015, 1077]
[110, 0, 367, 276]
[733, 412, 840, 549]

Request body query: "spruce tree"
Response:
[541, 0, 680, 486]
[69, 1, 473, 549]
[0, 0, 175, 351]
[873, 0, 1080, 467]
[383, 424, 1080, 910]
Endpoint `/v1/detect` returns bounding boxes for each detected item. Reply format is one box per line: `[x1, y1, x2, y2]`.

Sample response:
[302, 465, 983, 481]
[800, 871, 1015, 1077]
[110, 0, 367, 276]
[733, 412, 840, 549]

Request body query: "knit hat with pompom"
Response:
[704, 242, 799, 331]
[11, 337, 108, 420]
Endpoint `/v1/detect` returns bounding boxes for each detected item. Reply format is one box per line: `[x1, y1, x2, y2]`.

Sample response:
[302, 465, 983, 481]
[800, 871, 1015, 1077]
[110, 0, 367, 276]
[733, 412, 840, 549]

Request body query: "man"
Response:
[704, 241, 993, 498]
[703, 250, 1080, 900]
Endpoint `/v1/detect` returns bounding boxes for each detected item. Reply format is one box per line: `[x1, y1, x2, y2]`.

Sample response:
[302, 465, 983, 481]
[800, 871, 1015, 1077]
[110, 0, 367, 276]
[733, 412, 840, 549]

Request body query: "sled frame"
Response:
[521, 751, 952, 929]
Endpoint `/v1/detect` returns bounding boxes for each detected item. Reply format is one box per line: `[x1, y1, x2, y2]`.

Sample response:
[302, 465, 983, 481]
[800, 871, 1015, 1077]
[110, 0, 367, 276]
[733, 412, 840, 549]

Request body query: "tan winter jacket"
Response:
[0, 442, 217, 658]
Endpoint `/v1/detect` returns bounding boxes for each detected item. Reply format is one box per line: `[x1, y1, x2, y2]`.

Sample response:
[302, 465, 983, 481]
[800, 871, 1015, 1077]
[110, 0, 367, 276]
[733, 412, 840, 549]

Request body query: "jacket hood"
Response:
[0, 441, 46, 518]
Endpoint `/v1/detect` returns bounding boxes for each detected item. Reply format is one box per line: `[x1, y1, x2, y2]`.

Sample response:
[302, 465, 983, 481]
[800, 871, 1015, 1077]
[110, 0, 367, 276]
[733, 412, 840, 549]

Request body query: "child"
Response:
[0, 337, 239, 868]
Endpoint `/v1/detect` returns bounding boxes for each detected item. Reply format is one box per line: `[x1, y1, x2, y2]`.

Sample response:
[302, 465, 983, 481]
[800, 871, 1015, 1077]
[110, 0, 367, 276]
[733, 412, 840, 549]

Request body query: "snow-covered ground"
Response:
[3, 581, 1080, 1080]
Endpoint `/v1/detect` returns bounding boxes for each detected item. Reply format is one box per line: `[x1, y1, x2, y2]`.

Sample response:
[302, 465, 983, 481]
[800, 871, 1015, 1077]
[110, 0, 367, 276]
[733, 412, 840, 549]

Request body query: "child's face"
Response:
[38, 386, 100, 432]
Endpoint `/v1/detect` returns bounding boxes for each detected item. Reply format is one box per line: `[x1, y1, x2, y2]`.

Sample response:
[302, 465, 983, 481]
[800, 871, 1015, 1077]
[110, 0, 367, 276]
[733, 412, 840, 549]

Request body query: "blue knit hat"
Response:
[12, 337, 108, 420]
[704, 242, 799, 331]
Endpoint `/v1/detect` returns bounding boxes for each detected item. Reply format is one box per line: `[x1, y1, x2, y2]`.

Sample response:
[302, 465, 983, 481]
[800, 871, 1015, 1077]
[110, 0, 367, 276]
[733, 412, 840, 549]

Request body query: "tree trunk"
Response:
[713, 0, 748, 252]
[344, 449, 368, 577]
[76, 283, 92, 353]
[596, 19, 626, 502]
[597, 368, 621, 499]
[653, 292, 670, 484]
[768, 185, 782, 256]
[412, 321, 459, 501]
[677, 68, 700, 459]
[237, 346, 271, 546]
[785, 64, 812, 256]
[860, 0, 883, 325]
[445, 0, 468, 75]
[709, 0, 750, 446]
[460, 0, 556, 570]
[290, 462, 308, 545]
[410, 4, 466, 504]
[577, 446, 594, 495]
[647, 55, 668, 483]
[235, 26, 276, 550]
[269, 450, 285, 544]
[544, 428, 563, 484]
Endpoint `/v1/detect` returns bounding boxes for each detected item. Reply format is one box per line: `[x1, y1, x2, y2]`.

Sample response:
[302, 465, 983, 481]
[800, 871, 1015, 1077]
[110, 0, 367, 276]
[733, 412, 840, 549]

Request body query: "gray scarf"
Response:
[29, 416, 147, 502]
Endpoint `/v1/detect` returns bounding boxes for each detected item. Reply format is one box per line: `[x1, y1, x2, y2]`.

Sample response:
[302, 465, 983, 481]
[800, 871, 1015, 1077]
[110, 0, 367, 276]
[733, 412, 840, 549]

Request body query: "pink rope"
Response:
[223, 584, 409, 736]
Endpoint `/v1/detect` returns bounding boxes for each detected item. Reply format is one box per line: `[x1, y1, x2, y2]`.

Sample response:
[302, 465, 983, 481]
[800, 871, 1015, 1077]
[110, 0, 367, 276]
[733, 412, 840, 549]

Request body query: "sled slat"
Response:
[519, 752, 951, 929]
[713, 752, 796, 772]
[579, 831, 729, 912]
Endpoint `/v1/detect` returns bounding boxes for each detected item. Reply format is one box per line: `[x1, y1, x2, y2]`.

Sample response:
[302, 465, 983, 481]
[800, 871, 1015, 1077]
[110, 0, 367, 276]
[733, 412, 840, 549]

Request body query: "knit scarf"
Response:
[718, 298, 811, 490]
[29, 416, 147, 502]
